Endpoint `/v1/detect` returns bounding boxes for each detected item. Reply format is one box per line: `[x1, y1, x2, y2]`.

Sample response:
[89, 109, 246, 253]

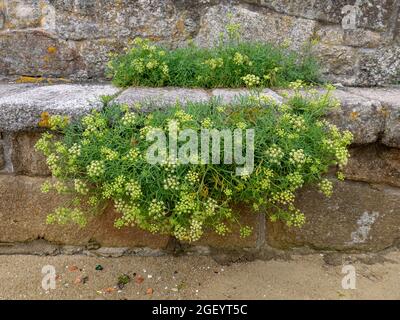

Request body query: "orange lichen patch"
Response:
[38, 112, 50, 128]
[350, 111, 359, 120]
[175, 18, 186, 34]
[47, 46, 57, 54]
[146, 288, 154, 295]
[16, 76, 71, 84]
[147, 35, 162, 42]
[16, 76, 45, 84]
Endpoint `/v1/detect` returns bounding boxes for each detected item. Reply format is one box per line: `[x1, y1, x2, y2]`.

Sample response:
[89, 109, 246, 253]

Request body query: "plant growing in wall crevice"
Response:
[107, 18, 320, 89]
[35, 83, 352, 242]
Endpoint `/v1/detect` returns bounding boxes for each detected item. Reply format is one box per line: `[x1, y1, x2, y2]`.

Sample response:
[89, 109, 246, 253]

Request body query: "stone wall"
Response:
[0, 83, 399, 255]
[0, 0, 399, 86]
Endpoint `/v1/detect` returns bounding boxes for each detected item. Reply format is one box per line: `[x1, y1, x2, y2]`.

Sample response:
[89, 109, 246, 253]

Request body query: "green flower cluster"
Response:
[108, 21, 319, 89]
[36, 84, 352, 242]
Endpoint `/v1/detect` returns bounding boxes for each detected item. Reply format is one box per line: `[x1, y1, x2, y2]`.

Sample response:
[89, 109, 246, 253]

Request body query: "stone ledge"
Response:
[0, 83, 399, 146]
[277, 87, 400, 148]
[114, 87, 283, 109]
[0, 83, 120, 131]
[345, 87, 400, 148]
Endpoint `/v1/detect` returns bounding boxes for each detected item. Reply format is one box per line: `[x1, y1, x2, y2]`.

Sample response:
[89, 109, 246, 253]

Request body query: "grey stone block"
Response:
[0, 83, 120, 131]
[114, 87, 210, 111]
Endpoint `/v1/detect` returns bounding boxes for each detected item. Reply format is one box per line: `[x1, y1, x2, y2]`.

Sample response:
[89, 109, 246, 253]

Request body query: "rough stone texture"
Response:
[0, 0, 399, 85]
[346, 87, 400, 148]
[114, 87, 210, 110]
[0, 83, 36, 97]
[266, 180, 400, 252]
[10, 131, 50, 176]
[0, 84, 398, 146]
[253, 0, 398, 32]
[1, 0, 44, 30]
[0, 143, 4, 170]
[0, 174, 261, 250]
[313, 45, 359, 86]
[0, 30, 83, 78]
[344, 144, 400, 188]
[212, 88, 283, 104]
[0, 83, 120, 131]
[357, 46, 400, 86]
[277, 87, 387, 145]
[326, 89, 385, 145]
[114, 87, 284, 109]
[0, 175, 170, 249]
[194, 3, 317, 50]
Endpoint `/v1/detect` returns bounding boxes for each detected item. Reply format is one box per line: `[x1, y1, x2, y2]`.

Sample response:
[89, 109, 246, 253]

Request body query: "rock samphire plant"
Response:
[107, 17, 320, 89]
[36, 83, 352, 242]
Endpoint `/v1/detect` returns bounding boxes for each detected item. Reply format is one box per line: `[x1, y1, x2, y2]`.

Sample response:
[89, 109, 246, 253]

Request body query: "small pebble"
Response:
[95, 264, 104, 271]
[146, 288, 154, 295]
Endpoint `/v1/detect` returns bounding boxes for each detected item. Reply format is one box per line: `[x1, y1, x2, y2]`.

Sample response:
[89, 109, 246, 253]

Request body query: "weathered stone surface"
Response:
[347, 86, 400, 107]
[0, 30, 82, 78]
[116, 87, 284, 109]
[357, 46, 400, 86]
[0, 83, 120, 131]
[344, 144, 400, 188]
[254, 0, 398, 32]
[195, 3, 317, 50]
[89, 205, 171, 248]
[114, 87, 210, 110]
[10, 132, 50, 176]
[326, 89, 385, 145]
[51, 0, 203, 43]
[0, 144, 4, 170]
[277, 88, 387, 145]
[266, 180, 400, 251]
[346, 87, 400, 148]
[1, 84, 398, 148]
[212, 88, 283, 104]
[0, 83, 36, 97]
[0, 175, 170, 249]
[91, 247, 129, 258]
[0, 240, 59, 256]
[0, 1, 398, 85]
[312, 45, 359, 85]
[1, 0, 44, 29]
[0, 174, 264, 250]
[315, 25, 384, 48]
[75, 38, 129, 80]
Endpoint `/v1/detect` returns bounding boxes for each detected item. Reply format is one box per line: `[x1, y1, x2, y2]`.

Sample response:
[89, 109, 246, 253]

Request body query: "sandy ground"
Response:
[1, 251, 400, 300]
